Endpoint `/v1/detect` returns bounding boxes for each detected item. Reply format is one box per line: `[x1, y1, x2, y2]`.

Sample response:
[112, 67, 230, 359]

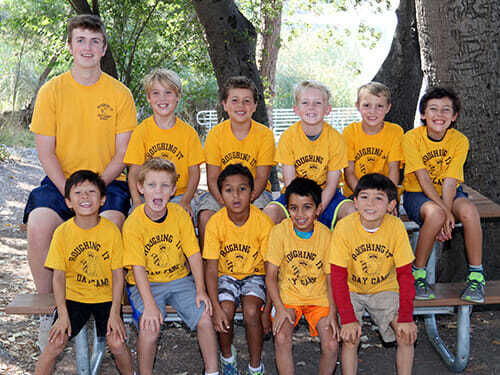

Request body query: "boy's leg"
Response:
[34, 334, 70, 374]
[241, 295, 265, 368]
[341, 294, 365, 375]
[391, 316, 415, 375]
[196, 311, 219, 373]
[219, 300, 237, 357]
[273, 307, 297, 375]
[99, 180, 132, 230]
[319, 189, 353, 230]
[263, 194, 288, 225]
[314, 311, 339, 375]
[198, 191, 222, 248]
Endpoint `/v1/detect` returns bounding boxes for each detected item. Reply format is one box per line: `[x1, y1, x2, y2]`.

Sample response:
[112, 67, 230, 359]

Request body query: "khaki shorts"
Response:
[350, 291, 399, 343]
[198, 190, 272, 212]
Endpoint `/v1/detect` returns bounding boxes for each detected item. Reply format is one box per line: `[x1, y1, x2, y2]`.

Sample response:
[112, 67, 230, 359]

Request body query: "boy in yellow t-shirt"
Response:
[342, 82, 404, 200]
[124, 68, 204, 218]
[204, 164, 274, 375]
[198, 76, 275, 248]
[402, 87, 484, 303]
[122, 158, 217, 375]
[35, 170, 133, 375]
[330, 173, 416, 375]
[265, 177, 339, 375]
[264, 80, 354, 230]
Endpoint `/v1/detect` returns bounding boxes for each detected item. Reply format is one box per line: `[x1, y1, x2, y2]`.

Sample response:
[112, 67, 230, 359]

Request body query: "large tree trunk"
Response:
[373, 0, 422, 132]
[191, 0, 269, 126]
[415, 0, 500, 280]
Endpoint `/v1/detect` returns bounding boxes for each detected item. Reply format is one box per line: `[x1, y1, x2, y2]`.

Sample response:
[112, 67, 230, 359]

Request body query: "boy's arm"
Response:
[252, 165, 272, 202]
[50, 269, 71, 343]
[282, 164, 296, 187]
[265, 262, 295, 336]
[101, 132, 132, 186]
[179, 164, 201, 217]
[132, 265, 163, 332]
[326, 275, 339, 340]
[187, 252, 212, 315]
[128, 164, 142, 210]
[387, 161, 401, 188]
[107, 268, 127, 342]
[395, 263, 418, 344]
[205, 259, 230, 333]
[36, 134, 66, 195]
[206, 164, 224, 205]
[322, 170, 341, 212]
[343, 161, 358, 194]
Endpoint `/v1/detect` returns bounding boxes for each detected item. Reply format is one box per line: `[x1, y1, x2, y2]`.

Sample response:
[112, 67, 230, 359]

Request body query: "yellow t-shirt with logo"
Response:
[342, 121, 404, 197]
[30, 71, 137, 180]
[203, 205, 274, 279]
[275, 121, 347, 189]
[265, 219, 331, 306]
[123, 116, 204, 196]
[122, 203, 199, 284]
[329, 212, 414, 294]
[204, 119, 275, 190]
[402, 126, 468, 195]
[44, 217, 123, 304]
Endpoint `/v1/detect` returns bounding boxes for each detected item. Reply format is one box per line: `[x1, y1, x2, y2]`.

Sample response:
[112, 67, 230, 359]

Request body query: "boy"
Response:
[198, 76, 275, 247]
[342, 82, 404, 199]
[263, 80, 354, 230]
[23, 14, 136, 349]
[122, 158, 218, 375]
[35, 170, 133, 375]
[204, 164, 274, 375]
[330, 173, 417, 375]
[265, 177, 339, 375]
[124, 68, 204, 218]
[402, 87, 484, 302]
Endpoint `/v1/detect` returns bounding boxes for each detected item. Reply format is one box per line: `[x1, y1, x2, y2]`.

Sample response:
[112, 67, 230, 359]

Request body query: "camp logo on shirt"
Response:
[68, 240, 111, 287]
[144, 143, 185, 161]
[286, 249, 323, 287]
[97, 103, 114, 120]
[221, 152, 257, 168]
[421, 148, 452, 186]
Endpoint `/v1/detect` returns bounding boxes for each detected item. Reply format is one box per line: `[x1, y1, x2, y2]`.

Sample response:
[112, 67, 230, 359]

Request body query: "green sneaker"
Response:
[247, 362, 265, 375]
[220, 345, 239, 375]
[461, 272, 485, 303]
[413, 269, 435, 300]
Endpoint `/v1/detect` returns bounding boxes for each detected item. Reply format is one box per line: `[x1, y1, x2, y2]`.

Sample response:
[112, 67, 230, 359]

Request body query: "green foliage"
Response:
[0, 144, 10, 162]
[0, 121, 35, 148]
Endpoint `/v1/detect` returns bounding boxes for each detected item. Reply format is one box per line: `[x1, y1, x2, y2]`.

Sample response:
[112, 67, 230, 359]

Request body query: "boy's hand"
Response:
[107, 312, 127, 343]
[178, 199, 194, 219]
[340, 321, 361, 344]
[140, 304, 163, 333]
[49, 315, 71, 344]
[213, 306, 231, 333]
[196, 290, 213, 316]
[393, 321, 417, 345]
[272, 307, 295, 336]
[261, 308, 272, 335]
[326, 311, 340, 341]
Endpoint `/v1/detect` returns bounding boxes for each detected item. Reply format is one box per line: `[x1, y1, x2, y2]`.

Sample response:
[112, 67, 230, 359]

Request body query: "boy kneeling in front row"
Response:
[330, 173, 417, 375]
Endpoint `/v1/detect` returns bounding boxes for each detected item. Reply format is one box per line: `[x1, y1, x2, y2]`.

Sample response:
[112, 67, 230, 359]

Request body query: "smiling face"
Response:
[138, 170, 176, 220]
[354, 189, 396, 229]
[287, 193, 321, 233]
[147, 80, 179, 123]
[222, 88, 257, 127]
[220, 174, 252, 217]
[421, 97, 458, 140]
[294, 87, 331, 128]
[68, 27, 107, 70]
[65, 180, 105, 218]
[356, 90, 391, 134]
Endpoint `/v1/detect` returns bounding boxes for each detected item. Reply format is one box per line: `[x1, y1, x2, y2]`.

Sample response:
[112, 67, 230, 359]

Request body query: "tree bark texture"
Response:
[192, 0, 269, 125]
[373, 0, 422, 132]
[416, 0, 500, 280]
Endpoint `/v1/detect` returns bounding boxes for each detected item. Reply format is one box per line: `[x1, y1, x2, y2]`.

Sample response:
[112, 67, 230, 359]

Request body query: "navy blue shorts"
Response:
[403, 186, 468, 226]
[23, 176, 130, 223]
[268, 188, 351, 230]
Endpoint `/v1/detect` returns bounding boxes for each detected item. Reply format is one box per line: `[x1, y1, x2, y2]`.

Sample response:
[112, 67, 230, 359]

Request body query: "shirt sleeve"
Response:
[111, 227, 125, 270]
[204, 126, 221, 166]
[44, 227, 67, 271]
[256, 126, 276, 166]
[123, 125, 146, 165]
[331, 265, 357, 324]
[396, 263, 415, 322]
[178, 208, 200, 258]
[264, 225, 284, 266]
[122, 219, 147, 268]
[202, 215, 221, 260]
[187, 127, 205, 166]
[30, 82, 57, 136]
[343, 124, 356, 161]
[115, 87, 137, 134]
[327, 129, 348, 171]
[388, 125, 404, 163]
[402, 131, 425, 174]
[443, 133, 469, 182]
[275, 128, 295, 166]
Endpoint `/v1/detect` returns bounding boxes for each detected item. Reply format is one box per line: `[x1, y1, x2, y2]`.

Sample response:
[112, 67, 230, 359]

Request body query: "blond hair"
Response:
[356, 82, 391, 105]
[142, 68, 182, 97]
[137, 158, 177, 185]
[294, 80, 331, 105]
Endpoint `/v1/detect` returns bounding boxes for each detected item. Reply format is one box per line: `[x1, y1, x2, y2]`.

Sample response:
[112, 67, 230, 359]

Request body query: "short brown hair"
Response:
[68, 14, 107, 46]
[356, 82, 391, 105]
[294, 80, 331, 105]
[142, 68, 182, 97]
[221, 76, 258, 103]
[137, 158, 177, 186]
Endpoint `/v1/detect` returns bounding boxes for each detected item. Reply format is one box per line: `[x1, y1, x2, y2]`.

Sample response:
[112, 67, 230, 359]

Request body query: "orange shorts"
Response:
[284, 304, 330, 337]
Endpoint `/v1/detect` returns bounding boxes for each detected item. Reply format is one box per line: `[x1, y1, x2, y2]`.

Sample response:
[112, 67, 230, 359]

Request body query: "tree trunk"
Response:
[373, 0, 422, 132]
[416, 0, 500, 280]
[191, 0, 269, 126]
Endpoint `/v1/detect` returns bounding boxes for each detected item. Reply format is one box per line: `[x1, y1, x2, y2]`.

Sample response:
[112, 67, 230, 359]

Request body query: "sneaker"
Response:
[413, 269, 435, 300]
[37, 314, 53, 351]
[461, 272, 485, 303]
[220, 345, 239, 375]
[247, 362, 265, 375]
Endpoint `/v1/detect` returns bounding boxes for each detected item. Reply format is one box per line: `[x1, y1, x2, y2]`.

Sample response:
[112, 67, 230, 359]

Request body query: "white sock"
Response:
[249, 362, 263, 372]
[221, 354, 234, 363]
[205, 372, 219, 375]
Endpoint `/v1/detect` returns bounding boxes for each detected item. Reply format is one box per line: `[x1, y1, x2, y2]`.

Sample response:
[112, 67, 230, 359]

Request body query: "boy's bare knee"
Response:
[421, 203, 446, 224]
[43, 339, 66, 357]
[342, 338, 360, 349]
[197, 311, 213, 331]
[107, 335, 128, 355]
[139, 328, 160, 344]
[274, 329, 293, 347]
[321, 336, 339, 355]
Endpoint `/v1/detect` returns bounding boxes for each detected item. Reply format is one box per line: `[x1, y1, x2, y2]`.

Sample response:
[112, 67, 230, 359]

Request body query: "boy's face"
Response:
[222, 88, 257, 127]
[65, 180, 105, 218]
[147, 81, 179, 120]
[287, 193, 321, 233]
[421, 97, 457, 139]
[220, 174, 252, 216]
[354, 189, 396, 229]
[68, 28, 107, 70]
[138, 170, 176, 220]
[294, 87, 331, 127]
[356, 91, 391, 131]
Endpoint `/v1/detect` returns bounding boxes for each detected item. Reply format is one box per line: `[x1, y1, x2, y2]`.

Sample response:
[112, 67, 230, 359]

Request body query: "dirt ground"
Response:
[1, 149, 500, 374]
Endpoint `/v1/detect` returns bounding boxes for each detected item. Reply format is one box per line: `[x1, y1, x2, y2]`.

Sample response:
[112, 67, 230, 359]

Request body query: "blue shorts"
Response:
[403, 186, 468, 226]
[126, 275, 204, 331]
[23, 176, 130, 223]
[268, 188, 351, 230]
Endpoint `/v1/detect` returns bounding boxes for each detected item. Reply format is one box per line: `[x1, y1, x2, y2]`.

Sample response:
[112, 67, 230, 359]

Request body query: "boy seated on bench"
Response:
[35, 170, 133, 375]
[330, 173, 417, 375]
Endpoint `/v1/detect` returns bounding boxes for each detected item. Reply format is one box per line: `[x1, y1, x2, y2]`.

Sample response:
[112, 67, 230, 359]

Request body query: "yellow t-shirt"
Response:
[265, 219, 332, 306]
[44, 217, 123, 304]
[204, 119, 275, 190]
[275, 121, 347, 189]
[342, 121, 404, 197]
[123, 116, 204, 196]
[402, 126, 468, 195]
[329, 212, 414, 294]
[30, 71, 137, 180]
[202, 205, 274, 279]
[122, 203, 199, 284]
